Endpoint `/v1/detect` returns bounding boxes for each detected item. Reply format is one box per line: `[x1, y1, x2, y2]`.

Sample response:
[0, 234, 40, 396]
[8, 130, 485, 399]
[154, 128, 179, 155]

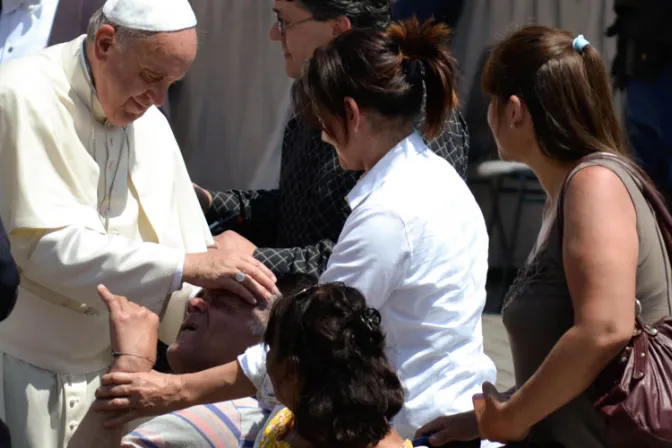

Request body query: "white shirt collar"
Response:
[2, 0, 42, 15]
[346, 131, 426, 211]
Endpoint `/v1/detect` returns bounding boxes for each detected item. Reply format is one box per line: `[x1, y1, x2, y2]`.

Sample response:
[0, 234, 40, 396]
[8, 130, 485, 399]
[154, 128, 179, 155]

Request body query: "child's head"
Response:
[264, 282, 403, 448]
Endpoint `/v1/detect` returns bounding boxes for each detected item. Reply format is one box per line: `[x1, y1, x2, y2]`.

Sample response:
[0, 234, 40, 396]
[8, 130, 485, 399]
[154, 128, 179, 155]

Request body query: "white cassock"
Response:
[0, 36, 213, 448]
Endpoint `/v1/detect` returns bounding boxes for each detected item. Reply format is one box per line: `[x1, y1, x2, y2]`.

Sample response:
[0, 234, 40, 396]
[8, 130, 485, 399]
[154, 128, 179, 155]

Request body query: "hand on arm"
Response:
[476, 167, 638, 443]
[93, 360, 256, 428]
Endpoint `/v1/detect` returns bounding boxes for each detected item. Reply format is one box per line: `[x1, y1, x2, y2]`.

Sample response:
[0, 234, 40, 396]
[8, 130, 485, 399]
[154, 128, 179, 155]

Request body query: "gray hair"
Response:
[86, 7, 157, 49]
[248, 295, 280, 338]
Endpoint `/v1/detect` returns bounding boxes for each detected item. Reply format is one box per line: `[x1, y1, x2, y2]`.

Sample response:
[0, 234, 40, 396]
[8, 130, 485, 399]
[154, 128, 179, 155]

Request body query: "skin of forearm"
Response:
[181, 361, 257, 407]
[505, 324, 629, 430]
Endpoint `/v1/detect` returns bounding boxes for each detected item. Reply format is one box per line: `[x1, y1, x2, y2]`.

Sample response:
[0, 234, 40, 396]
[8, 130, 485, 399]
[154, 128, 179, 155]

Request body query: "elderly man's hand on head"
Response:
[97, 285, 158, 374]
[182, 241, 278, 306]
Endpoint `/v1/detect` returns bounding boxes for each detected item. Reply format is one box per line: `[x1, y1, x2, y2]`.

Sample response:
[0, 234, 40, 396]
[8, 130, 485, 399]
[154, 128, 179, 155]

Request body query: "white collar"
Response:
[346, 131, 427, 211]
[2, 0, 41, 15]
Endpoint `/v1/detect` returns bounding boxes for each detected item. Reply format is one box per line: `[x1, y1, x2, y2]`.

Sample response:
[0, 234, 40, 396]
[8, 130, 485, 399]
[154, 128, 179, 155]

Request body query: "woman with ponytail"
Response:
[418, 26, 672, 448]
[94, 19, 496, 446]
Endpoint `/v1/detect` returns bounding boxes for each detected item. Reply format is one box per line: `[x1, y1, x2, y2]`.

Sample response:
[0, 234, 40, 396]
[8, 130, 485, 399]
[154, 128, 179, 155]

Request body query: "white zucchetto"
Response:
[102, 0, 197, 32]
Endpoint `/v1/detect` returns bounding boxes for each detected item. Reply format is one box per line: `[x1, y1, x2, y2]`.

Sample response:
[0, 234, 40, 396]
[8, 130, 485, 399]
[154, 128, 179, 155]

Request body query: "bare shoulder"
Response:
[564, 164, 635, 219]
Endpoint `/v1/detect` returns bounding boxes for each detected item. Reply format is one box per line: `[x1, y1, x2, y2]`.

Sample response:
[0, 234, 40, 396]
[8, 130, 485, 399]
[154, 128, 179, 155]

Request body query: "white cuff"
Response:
[170, 258, 184, 293]
[237, 343, 268, 390]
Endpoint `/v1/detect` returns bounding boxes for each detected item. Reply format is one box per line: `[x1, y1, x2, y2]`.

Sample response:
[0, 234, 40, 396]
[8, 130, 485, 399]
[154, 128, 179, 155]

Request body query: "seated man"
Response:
[69, 274, 315, 448]
[121, 288, 272, 447]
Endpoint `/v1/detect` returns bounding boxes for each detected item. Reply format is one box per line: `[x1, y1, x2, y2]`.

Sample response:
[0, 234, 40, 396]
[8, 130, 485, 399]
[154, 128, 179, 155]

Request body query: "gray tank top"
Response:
[502, 158, 672, 447]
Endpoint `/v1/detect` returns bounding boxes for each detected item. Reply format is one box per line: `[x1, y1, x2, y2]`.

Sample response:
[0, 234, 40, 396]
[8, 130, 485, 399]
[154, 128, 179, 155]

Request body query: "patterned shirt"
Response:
[206, 112, 469, 277]
[121, 398, 270, 448]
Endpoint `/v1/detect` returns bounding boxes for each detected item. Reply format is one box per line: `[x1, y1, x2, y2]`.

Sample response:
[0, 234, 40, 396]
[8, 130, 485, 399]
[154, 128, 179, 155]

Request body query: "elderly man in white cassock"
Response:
[0, 0, 279, 446]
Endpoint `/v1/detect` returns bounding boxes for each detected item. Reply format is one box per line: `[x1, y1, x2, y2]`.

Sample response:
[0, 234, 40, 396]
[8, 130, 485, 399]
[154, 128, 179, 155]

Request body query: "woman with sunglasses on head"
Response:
[417, 26, 672, 448]
[95, 19, 496, 446]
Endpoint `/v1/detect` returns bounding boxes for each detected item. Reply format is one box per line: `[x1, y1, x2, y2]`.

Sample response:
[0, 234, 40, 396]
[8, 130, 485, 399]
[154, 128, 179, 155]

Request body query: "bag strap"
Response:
[557, 152, 672, 319]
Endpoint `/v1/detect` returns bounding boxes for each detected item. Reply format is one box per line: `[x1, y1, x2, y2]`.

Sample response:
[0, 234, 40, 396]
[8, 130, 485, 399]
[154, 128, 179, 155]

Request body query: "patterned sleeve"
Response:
[425, 110, 470, 180]
[253, 239, 334, 277]
[205, 189, 281, 234]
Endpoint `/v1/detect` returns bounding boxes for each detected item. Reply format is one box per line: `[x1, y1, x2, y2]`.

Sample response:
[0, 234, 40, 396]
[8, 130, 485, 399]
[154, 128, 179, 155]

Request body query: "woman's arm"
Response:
[481, 166, 638, 441]
[93, 360, 257, 428]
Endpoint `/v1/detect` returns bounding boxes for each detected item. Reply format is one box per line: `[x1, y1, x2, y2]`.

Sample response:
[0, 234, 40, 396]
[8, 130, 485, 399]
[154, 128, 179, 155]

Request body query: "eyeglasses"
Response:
[275, 13, 316, 36]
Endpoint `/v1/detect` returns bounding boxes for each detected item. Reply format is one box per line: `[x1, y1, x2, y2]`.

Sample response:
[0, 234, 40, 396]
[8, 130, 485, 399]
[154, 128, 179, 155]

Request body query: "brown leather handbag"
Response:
[572, 153, 672, 447]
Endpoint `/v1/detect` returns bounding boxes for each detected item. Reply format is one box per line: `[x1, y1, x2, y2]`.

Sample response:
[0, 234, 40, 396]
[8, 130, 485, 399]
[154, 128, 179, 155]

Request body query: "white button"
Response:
[69, 422, 77, 431]
[79, 303, 88, 311]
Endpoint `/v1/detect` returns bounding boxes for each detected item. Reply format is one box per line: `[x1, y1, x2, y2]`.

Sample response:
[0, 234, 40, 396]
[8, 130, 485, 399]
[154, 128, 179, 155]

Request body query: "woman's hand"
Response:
[414, 410, 480, 446]
[474, 382, 530, 443]
[93, 370, 186, 428]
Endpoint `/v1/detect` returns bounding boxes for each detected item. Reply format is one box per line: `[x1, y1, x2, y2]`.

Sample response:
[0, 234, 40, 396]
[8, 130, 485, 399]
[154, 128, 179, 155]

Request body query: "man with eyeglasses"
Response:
[195, 0, 469, 279]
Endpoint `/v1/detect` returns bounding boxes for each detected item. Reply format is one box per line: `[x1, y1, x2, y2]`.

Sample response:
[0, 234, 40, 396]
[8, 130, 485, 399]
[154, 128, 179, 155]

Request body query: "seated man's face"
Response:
[167, 290, 267, 374]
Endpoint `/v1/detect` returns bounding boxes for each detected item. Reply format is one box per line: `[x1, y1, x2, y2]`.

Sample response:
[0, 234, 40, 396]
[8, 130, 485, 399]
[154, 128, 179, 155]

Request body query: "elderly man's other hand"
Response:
[97, 285, 158, 374]
[183, 247, 278, 306]
[93, 370, 184, 428]
[193, 183, 213, 214]
[213, 230, 257, 256]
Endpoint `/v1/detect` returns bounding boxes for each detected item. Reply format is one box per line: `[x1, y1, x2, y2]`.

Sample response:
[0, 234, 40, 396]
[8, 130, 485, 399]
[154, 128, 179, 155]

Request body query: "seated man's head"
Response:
[264, 283, 404, 448]
[270, 0, 392, 78]
[167, 273, 317, 374]
[85, 0, 199, 126]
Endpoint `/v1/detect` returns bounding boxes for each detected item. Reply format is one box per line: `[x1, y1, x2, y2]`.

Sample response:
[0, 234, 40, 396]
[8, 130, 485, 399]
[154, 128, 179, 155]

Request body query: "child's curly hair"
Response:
[264, 282, 404, 448]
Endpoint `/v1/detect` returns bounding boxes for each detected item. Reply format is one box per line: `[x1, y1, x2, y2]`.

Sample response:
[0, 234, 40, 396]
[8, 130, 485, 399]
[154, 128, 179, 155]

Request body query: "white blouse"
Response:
[239, 132, 497, 441]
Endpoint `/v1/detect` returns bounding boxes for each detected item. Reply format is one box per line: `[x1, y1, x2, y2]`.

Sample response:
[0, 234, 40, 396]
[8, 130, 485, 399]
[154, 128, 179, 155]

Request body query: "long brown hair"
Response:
[483, 26, 628, 162]
[293, 18, 458, 140]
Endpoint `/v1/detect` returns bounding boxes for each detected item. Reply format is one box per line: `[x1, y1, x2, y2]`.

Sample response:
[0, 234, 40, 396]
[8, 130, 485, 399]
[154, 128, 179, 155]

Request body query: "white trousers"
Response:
[0, 352, 104, 448]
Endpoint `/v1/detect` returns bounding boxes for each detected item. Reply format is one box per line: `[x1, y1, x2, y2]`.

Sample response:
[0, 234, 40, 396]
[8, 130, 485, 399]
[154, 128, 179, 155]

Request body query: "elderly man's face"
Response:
[91, 26, 197, 126]
[167, 290, 267, 374]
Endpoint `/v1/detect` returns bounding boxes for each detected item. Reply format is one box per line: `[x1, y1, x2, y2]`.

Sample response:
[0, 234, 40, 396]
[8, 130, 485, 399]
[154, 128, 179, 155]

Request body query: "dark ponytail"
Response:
[387, 18, 458, 139]
[293, 18, 458, 141]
